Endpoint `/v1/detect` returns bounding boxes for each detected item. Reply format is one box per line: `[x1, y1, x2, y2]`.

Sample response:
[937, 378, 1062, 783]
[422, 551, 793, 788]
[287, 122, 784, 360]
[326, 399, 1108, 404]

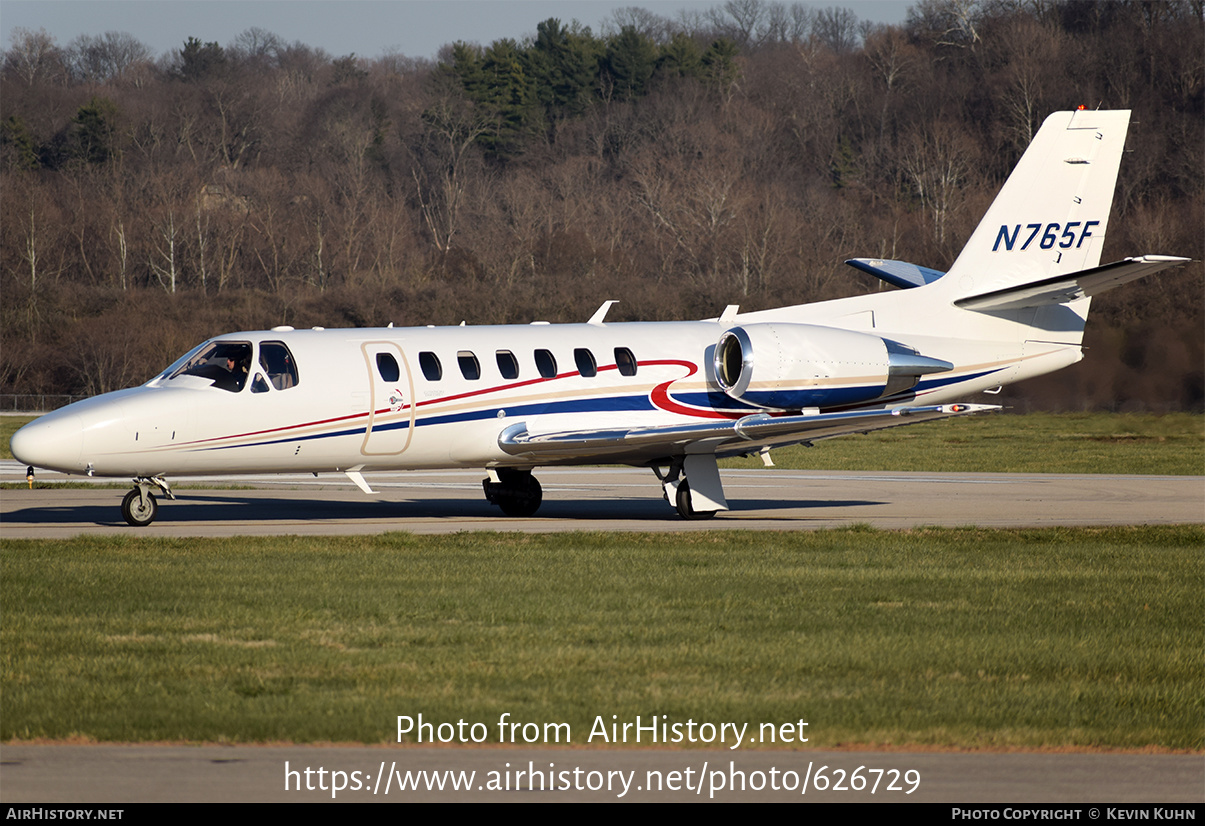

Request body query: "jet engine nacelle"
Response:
[713, 323, 953, 410]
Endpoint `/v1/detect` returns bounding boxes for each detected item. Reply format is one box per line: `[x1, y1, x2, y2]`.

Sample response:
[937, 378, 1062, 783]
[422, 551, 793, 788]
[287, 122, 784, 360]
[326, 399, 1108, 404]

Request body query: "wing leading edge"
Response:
[498, 403, 999, 463]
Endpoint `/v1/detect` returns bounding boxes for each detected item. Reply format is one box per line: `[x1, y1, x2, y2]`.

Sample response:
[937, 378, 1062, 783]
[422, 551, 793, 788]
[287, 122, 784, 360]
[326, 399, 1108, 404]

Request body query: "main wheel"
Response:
[497, 475, 542, 517]
[675, 480, 717, 520]
[121, 488, 158, 527]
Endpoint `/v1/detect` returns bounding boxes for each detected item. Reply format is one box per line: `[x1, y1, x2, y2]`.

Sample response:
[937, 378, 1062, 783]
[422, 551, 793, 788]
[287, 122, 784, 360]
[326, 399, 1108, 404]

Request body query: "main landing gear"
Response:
[483, 468, 543, 517]
[482, 456, 729, 520]
[654, 455, 728, 520]
[120, 476, 175, 527]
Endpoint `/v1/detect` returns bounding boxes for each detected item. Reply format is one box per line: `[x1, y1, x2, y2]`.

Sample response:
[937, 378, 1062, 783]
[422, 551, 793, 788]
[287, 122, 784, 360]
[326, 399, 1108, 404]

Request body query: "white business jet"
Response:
[10, 109, 1189, 525]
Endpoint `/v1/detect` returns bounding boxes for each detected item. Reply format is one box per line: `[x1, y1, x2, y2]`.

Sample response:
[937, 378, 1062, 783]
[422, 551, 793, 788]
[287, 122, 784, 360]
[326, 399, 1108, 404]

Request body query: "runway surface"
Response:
[1, 743, 1201, 803]
[2, 460, 1201, 537]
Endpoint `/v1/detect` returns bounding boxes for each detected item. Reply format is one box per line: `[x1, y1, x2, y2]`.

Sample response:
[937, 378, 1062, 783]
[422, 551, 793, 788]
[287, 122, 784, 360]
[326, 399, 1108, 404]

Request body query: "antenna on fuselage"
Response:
[588, 300, 618, 325]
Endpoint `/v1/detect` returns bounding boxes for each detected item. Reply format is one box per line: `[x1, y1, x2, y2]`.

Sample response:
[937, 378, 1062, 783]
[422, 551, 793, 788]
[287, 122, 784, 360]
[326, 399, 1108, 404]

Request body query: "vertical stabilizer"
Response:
[940, 109, 1131, 302]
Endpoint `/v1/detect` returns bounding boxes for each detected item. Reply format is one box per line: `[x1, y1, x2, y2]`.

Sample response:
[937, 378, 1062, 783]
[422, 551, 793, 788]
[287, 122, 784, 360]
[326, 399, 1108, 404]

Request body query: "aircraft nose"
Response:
[10, 413, 84, 473]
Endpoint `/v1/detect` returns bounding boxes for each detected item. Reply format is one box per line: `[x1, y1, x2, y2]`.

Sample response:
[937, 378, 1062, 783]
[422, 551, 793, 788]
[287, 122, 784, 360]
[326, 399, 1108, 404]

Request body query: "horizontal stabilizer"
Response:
[499, 404, 999, 463]
[846, 258, 947, 289]
[955, 255, 1191, 312]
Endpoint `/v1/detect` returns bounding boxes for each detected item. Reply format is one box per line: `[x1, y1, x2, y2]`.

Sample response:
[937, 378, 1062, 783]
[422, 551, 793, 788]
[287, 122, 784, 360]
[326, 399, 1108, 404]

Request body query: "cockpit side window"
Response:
[167, 340, 253, 392]
[259, 341, 299, 390]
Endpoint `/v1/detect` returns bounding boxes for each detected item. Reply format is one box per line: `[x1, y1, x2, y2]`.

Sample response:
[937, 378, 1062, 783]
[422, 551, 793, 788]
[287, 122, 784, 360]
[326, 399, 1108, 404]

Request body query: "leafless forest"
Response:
[2, 0, 1201, 410]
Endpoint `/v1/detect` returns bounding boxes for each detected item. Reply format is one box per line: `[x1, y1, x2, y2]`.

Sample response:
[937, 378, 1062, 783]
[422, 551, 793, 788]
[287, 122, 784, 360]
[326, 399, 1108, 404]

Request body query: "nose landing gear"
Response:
[121, 477, 175, 526]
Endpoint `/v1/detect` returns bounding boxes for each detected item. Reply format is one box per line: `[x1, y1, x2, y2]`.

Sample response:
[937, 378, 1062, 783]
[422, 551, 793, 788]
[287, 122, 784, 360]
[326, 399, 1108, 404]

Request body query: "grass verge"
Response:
[2, 527, 1200, 750]
[722, 412, 1204, 475]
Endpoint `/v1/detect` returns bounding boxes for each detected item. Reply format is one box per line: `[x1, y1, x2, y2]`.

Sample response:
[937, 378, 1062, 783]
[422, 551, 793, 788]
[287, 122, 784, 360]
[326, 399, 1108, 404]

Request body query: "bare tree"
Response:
[990, 16, 1064, 149]
[66, 31, 152, 82]
[863, 25, 918, 141]
[603, 7, 674, 44]
[813, 6, 861, 54]
[901, 121, 980, 248]
[3, 27, 66, 85]
[906, 0, 983, 51]
[412, 82, 491, 253]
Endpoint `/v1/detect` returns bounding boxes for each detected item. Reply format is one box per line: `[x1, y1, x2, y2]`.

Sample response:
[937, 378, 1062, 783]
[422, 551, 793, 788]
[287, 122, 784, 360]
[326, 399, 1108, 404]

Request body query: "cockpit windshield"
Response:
[158, 339, 300, 393]
[163, 340, 254, 392]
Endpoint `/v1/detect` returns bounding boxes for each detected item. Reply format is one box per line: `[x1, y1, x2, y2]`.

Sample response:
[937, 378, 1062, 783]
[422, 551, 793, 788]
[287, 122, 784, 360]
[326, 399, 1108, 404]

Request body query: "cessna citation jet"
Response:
[10, 109, 1189, 525]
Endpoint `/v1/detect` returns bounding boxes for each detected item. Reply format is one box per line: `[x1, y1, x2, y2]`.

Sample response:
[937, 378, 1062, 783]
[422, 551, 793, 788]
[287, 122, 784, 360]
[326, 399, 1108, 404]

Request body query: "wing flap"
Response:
[955, 255, 1191, 312]
[498, 404, 999, 463]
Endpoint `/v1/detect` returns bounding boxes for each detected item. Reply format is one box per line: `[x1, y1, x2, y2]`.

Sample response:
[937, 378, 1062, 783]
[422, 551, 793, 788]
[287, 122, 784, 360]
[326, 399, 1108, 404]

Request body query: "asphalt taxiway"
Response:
[1, 461, 1201, 537]
[2, 744, 1202, 803]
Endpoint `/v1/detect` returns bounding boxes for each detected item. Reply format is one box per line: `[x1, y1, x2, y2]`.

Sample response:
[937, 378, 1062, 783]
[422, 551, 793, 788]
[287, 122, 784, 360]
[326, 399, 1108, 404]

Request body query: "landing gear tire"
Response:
[675, 480, 717, 520]
[484, 470, 543, 518]
[121, 488, 158, 527]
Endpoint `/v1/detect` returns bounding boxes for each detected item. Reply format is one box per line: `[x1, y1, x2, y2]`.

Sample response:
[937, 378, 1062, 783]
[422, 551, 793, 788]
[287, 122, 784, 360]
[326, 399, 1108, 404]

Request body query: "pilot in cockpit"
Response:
[212, 347, 250, 391]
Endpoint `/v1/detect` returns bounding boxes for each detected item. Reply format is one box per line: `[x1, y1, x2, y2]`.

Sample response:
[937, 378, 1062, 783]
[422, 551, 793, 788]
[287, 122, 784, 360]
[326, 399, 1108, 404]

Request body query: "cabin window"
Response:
[458, 351, 481, 380]
[496, 350, 519, 380]
[615, 347, 637, 376]
[574, 348, 597, 378]
[534, 349, 557, 378]
[376, 353, 400, 383]
[419, 351, 442, 381]
[259, 341, 299, 390]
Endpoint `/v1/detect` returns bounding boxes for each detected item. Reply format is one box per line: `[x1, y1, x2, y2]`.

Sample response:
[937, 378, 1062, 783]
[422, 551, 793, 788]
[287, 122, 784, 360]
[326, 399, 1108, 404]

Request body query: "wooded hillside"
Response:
[2, 0, 1201, 410]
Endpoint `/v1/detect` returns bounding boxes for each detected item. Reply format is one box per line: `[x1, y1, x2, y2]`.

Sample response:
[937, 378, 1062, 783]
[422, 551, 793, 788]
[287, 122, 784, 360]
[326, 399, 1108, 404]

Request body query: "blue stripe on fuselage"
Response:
[193, 369, 1004, 453]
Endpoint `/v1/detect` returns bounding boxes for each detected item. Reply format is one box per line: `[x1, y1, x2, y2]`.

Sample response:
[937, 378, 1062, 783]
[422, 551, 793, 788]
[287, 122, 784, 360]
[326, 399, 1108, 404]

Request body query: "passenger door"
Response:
[360, 341, 415, 456]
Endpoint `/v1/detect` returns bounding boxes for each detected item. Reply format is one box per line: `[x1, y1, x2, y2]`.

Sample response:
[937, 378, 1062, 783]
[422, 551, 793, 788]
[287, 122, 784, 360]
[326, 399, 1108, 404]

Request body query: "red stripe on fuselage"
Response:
[177, 358, 732, 447]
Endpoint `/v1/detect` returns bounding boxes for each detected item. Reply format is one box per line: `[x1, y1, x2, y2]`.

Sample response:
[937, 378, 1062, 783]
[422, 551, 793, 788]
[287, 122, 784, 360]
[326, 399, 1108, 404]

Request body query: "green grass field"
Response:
[721, 412, 1204, 475]
[3, 527, 1200, 750]
[4, 413, 1202, 475]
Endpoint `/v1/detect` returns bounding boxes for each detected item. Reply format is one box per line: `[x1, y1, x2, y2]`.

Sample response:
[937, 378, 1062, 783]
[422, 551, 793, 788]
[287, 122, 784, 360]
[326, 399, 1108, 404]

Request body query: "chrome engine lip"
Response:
[714, 327, 755, 399]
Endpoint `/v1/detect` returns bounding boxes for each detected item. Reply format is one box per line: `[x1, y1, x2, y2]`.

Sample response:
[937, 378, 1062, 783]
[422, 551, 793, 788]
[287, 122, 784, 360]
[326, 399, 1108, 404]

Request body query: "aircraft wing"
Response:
[955, 255, 1191, 312]
[498, 403, 999, 463]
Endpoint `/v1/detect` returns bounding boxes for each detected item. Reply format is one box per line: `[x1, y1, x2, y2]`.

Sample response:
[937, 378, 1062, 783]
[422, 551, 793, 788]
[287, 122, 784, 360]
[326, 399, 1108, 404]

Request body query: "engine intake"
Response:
[714, 323, 952, 410]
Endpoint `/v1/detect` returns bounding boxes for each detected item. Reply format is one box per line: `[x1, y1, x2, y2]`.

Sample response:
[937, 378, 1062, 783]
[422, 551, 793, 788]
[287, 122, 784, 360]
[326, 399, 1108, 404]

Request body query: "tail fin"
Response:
[939, 109, 1131, 303]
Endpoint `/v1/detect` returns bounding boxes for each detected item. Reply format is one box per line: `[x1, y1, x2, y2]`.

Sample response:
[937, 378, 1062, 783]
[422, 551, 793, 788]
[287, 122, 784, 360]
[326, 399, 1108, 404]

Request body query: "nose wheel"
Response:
[121, 488, 157, 526]
[120, 477, 175, 526]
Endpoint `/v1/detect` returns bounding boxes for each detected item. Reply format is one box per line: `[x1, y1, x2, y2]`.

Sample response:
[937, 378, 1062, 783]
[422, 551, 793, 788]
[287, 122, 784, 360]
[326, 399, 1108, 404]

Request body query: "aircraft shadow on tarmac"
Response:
[3, 493, 886, 525]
